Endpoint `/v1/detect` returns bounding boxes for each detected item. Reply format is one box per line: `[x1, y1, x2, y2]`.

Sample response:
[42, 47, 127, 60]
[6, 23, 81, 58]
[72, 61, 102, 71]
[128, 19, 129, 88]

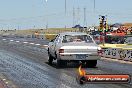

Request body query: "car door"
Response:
[52, 34, 62, 57]
[48, 38, 55, 55]
[50, 35, 60, 57]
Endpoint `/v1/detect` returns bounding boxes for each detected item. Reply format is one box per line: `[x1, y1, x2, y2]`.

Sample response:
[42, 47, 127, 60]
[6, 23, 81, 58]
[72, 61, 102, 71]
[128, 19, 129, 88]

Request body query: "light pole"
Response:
[94, 0, 95, 12]
[65, 0, 67, 15]
[93, 0, 96, 30]
[83, 8, 86, 31]
[65, 0, 67, 29]
[43, 0, 48, 30]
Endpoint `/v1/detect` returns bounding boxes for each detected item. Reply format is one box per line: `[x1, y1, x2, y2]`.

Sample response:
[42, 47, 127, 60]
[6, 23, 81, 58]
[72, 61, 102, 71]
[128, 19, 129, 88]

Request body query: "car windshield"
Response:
[62, 35, 93, 43]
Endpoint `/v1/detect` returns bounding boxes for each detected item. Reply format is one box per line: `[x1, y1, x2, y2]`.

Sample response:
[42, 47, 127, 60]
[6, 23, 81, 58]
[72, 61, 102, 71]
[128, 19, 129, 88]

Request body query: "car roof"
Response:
[59, 32, 89, 36]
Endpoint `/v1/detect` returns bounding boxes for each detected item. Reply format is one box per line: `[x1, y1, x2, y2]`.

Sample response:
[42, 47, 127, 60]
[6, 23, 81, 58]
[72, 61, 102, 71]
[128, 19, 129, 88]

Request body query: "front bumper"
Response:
[58, 53, 101, 60]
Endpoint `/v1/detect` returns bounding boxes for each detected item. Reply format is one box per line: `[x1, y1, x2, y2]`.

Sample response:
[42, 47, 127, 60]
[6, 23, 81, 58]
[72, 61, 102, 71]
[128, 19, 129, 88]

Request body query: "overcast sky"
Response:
[0, 0, 132, 29]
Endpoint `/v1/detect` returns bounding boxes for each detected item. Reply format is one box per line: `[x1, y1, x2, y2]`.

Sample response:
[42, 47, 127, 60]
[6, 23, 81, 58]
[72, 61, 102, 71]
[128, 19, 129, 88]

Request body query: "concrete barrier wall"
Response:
[100, 44, 132, 62]
[123, 49, 132, 61]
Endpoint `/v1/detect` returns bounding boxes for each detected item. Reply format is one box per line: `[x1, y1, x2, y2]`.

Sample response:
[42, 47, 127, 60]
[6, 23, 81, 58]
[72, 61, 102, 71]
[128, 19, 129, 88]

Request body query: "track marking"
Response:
[35, 44, 41, 46]
[3, 79, 6, 81]
[16, 41, 20, 43]
[29, 43, 34, 45]
[23, 42, 28, 44]
[43, 45, 48, 47]
[2, 39, 6, 40]
[10, 40, 14, 42]
[5, 82, 8, 84]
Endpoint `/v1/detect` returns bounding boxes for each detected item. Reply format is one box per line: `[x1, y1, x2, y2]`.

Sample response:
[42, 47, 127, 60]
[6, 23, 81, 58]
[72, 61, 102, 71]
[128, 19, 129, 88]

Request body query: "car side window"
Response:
[55, 35, 61, 43]
[50, 38, 55, 42]
[50, 35, 58, 42]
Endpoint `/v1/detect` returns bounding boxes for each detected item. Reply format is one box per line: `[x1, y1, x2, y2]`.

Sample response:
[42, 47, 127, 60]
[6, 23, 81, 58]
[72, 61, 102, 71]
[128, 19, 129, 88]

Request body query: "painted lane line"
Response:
[29, 43, 34, 45]
[10, 40, 14, 42]
[15, 40, 20, 42]
[23, 42, 28, 44]
[35, 44, 41, 46]
[2, 39, 6, 40]
[5, 82, 8, 84]
[43, 45, 48, 47]
[3, 79, 6, 81]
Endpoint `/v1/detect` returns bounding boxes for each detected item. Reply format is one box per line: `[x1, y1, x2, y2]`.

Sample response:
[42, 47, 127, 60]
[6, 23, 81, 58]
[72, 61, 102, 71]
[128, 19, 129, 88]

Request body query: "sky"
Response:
[0, 0, 132, 30]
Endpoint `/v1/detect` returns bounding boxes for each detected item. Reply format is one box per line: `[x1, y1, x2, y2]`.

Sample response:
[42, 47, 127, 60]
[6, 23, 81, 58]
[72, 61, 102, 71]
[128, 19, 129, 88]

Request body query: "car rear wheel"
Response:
[48, 54, 53, 65]
[86, 60, 97, 67]
[57, 60, 67, 68]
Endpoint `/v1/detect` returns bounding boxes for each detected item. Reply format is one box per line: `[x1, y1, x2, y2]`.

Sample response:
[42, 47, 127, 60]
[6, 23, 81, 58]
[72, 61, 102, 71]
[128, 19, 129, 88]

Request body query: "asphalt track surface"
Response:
[0, 36, 132, 88]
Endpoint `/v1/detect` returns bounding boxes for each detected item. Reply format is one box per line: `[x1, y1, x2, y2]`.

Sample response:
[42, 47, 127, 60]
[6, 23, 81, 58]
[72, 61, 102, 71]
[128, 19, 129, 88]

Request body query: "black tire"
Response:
[79, 76, 87, 85]
[57, 60, 67, 68]
[86, 60, 97, 68]
[48, 54, 53, 65]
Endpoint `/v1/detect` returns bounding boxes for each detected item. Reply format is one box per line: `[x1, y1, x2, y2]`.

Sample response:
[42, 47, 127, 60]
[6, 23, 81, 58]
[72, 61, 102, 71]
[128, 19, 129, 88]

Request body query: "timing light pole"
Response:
[99, 15, 107, 46]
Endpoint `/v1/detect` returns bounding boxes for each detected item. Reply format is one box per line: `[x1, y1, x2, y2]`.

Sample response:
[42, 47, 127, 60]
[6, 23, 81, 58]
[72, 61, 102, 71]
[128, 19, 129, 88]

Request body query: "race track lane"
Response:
[0, 38, 132, 88]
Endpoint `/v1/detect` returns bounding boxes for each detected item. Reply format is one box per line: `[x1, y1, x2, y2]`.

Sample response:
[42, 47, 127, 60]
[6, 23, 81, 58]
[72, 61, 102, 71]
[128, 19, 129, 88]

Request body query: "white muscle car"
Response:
[48, 32, 102, 67]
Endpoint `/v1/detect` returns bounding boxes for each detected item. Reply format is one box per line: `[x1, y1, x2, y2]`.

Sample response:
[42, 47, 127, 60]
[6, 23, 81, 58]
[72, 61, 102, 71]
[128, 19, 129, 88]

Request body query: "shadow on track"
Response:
[45, 62, 97, 69]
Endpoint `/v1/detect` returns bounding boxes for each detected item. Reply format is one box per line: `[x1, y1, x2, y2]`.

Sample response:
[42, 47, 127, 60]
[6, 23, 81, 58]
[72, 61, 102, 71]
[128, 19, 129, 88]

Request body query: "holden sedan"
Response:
[48, 32, 102, 67]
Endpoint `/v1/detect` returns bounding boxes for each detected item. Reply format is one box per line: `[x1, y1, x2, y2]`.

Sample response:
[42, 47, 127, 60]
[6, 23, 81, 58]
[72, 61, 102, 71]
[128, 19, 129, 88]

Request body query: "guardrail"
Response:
[99, 44, 132, 62]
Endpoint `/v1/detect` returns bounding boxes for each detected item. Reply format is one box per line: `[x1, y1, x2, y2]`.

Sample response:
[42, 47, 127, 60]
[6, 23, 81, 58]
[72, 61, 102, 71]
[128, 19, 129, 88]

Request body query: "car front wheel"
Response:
[48, 54, 53, 65]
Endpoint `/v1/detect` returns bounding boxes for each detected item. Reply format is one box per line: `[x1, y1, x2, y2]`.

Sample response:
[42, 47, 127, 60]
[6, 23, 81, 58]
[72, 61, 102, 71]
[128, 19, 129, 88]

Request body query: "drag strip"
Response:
[0, 42, 80, 88]
[0, 37, 132, 88]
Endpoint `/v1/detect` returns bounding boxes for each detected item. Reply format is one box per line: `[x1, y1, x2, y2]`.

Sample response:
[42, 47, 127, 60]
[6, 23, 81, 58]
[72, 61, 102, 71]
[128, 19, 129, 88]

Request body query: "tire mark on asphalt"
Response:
[0, 39, 132, 88]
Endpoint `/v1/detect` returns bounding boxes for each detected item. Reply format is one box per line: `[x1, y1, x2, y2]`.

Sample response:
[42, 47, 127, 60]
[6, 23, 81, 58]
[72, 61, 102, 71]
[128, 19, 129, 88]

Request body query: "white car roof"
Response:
[59, 32, 89, 36]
